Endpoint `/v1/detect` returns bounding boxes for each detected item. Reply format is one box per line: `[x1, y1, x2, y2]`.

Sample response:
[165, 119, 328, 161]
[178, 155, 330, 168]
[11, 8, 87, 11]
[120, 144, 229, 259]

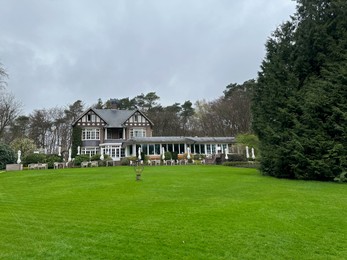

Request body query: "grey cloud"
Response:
[0, 0, 296, 114]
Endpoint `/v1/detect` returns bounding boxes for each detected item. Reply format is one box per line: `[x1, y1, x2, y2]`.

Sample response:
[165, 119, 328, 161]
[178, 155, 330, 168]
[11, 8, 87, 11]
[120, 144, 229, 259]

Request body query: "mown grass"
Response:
[0, 166, 346, 259]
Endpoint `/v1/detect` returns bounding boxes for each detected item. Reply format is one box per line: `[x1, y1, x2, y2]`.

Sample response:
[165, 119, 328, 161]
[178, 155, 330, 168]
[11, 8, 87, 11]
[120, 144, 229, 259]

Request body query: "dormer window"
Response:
[87, 114, 95, 122]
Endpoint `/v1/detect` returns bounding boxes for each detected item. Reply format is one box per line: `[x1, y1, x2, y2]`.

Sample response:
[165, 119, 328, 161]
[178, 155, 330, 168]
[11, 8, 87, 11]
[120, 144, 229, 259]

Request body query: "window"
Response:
[82, 129, 100, 140]
[86, 114, 96, 122]
[207, 144, 211, 154]
[129, 128, 146, 138]
[211, 144, 216, 154]
[149, 144, 155, 155]
[155, 144, 161, 154]
[82, 147, 99, 156]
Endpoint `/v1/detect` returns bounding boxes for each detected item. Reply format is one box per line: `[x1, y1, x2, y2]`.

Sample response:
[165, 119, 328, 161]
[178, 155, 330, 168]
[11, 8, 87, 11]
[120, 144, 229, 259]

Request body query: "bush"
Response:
[91, 154, 100, 161]
[223, 161, 260, 168]
[121, 157, 137, 166]
[45, 154, 63, 169]
[334, 172, 347, 183]
[24, 153, 47, 166]
[225, 153, 247, 162]
[164, 151, 172, 160]
[171, 152, 178, 160]
[74, 155, 90, 166]
[0, 143, 16, 170]
[193, 154, 205, 160]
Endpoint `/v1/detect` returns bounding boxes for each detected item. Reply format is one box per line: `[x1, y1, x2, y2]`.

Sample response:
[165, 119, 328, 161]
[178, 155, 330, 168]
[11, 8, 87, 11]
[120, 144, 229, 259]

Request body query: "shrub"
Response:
[223, 161, 260, 168]
[24, 153, 47, 166]
[164, 151, 172, 160]
[334, 172, 347, 183]
[46, 154, 63, 169]
[225, 153, 247, 162]
[74, 155, 90, 166]
[91, 154, 100, 161]
[193, 154, 205, 160]
[121, 157, 137, 166]
[171, 152, 178, 160]
[0, 143, 16, 170]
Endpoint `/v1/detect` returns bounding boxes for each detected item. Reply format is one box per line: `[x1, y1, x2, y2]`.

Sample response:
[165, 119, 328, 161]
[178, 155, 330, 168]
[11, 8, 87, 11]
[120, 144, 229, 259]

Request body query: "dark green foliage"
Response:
[0, 143, 15, 169]
[225, 153, 246, 162]
[334, 171, 347, 183]
[71, 126, 82, 157]
[253, 0, 347, 180]
[105, 98, 137, 110]
[121, 157, 137, 165]
[223, 161, 260, 168]
[45, 154, 63, 169]
[192, 154, 205, 160]
[91, 154, 100, 161]
[73, 155, 90, 166]
[171, 152, 178, 160]
[23, 153, 47, 165]
[164, 151, 172, 160]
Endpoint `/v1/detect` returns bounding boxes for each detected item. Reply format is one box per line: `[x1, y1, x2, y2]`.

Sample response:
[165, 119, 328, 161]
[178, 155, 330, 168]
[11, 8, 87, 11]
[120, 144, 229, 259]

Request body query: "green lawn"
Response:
[0, 166, 346, 259]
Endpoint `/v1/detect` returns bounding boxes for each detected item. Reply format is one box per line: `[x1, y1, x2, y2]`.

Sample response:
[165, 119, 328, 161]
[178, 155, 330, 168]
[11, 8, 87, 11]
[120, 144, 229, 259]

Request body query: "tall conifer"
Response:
[253, 0, 347, 180]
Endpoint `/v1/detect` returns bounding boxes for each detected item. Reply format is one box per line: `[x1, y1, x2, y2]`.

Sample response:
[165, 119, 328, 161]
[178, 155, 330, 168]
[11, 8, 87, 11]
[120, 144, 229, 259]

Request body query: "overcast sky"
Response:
[0, 0, 296, 114]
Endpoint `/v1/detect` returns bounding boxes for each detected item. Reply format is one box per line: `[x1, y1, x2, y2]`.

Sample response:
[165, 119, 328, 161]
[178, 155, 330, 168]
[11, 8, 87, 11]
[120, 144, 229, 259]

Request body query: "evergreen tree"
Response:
[253, 0, 347, 180]
[71, 126, 82, 158]
[0, 143, 15, 170]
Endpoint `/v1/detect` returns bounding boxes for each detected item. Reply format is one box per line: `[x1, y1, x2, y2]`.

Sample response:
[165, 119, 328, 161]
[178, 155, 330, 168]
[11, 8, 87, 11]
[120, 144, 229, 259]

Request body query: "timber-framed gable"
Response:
[124, 111, 152, 127]
[74, 109, 106, 127]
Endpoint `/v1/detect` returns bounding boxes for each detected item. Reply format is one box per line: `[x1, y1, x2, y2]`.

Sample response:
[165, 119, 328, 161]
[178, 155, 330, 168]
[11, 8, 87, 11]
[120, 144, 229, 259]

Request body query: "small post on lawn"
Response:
[134, 147, 144, 181]
[134, 160, 144, 181]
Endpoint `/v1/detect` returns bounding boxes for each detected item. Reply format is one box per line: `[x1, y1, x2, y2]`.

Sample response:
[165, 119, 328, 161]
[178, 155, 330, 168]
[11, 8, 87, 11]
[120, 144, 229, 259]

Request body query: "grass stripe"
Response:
[0, 166, 346, 259]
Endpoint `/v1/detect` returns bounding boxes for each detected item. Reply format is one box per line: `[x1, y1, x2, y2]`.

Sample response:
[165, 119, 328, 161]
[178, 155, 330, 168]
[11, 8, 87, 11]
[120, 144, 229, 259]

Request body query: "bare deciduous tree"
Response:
[0, 62, 8, 89]
[0, 90, 22, 141]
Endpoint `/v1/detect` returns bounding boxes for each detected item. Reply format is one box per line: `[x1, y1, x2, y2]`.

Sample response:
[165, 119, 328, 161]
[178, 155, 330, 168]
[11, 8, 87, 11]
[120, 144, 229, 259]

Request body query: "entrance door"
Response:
[103, 145, 122, 161]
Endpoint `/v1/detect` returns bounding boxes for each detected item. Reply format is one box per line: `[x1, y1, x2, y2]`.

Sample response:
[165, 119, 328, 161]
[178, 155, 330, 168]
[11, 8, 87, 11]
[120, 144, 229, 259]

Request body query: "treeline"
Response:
[0, 72, 254, 158]
[93, 80, 254, 137]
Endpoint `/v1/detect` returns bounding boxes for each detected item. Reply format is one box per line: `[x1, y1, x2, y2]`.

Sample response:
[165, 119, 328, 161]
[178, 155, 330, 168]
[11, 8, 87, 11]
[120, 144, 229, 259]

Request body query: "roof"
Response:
[73, 108, 154, 127]
[93, 109, 136, 127]
[123, 136, 235, 145]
